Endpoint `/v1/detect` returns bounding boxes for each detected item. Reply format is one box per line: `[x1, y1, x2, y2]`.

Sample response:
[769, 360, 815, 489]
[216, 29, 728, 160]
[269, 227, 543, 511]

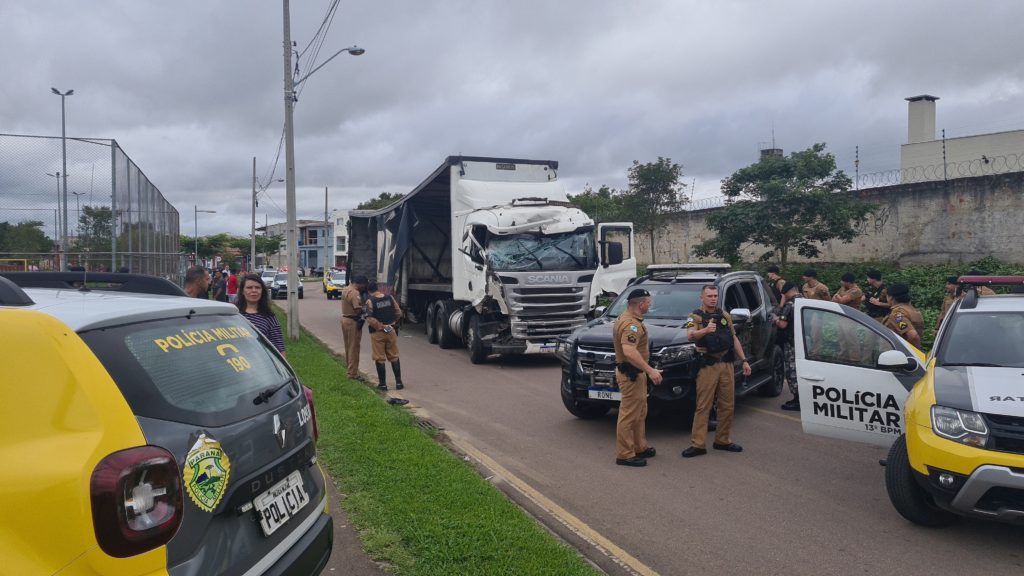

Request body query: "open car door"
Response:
[794, 299, 927, 447]
[592, 223, 636, 307]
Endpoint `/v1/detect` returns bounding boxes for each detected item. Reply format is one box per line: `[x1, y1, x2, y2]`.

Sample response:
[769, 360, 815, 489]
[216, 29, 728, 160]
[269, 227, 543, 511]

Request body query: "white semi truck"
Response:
[347, 156, 636, 363]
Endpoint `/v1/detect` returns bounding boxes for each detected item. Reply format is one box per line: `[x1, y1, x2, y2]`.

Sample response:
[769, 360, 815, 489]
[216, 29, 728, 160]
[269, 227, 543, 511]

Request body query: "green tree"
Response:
[693, 143, 875, 265]
[74, 205, 113, 254]
[357, 192, 405, 210]
[0, 221, 53, 256]
[620, 157, 687, 264]
[567, 184, 625, 224]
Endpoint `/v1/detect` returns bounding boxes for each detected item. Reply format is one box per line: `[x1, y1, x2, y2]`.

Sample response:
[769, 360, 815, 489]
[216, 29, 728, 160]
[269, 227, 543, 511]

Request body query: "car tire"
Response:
[560, 376, 611, 419]
[885, 435, 957, 527]
[425, 301, 439, 344]
[467, 313, 489, 364]
[436, 300, 459, 349]
[757, 345, 785, 397]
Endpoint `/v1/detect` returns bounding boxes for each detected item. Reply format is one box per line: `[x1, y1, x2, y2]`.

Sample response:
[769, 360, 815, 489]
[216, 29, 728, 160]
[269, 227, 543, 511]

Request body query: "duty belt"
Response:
[343, 314, 361, 319]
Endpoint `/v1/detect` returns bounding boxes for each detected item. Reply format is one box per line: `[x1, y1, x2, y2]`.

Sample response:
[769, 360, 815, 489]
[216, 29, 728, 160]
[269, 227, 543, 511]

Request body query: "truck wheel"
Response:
[436, 300, 459, 349]
[885, 435, 956, 527]
[561, 381, 611, 419]
[467, 314, 489, 364]
[757, 345, 785, 397]
[425, 301, 439, 344]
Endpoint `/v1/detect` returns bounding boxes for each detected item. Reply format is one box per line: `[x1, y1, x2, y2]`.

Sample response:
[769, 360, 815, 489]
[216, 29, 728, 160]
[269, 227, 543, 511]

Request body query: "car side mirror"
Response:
[729, 308, 751, 322]
[877, 349, 918, 371]
[605, 242, 624, 266]
[594, 306, 607, 316]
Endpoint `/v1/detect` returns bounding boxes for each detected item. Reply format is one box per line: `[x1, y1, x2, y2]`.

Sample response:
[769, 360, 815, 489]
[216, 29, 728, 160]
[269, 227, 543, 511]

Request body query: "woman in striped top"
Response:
[237, 273, 286, 356]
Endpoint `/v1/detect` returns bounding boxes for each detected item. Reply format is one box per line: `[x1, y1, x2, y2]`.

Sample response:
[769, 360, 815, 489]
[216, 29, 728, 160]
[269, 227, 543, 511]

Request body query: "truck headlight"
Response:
[555, 339, 573, 361]
[931, 405, 989, 448]
[655, 344, 695, 365]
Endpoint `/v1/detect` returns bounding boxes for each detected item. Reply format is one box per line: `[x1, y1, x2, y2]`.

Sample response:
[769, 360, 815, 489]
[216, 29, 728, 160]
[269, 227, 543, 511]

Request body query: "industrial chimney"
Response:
[906, 95, 939, 144]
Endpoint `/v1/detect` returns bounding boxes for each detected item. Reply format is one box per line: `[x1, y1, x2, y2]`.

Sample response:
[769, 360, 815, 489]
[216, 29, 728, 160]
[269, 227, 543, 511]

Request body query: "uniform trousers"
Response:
[371, 329, 399, 362]
[615, 371, 649, 460]
[341, 317, 362, 378]
[691, 361, 735, 449]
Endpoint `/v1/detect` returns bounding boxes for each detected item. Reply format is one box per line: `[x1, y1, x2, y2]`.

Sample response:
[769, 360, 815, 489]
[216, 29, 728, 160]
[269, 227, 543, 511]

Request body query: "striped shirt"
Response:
[242, 312, 285, 354]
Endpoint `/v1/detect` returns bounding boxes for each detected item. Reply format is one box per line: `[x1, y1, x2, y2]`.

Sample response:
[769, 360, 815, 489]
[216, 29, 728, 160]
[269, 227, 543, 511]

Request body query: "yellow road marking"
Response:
[746, 406, 802, 423]
[451, 435, 659, 576]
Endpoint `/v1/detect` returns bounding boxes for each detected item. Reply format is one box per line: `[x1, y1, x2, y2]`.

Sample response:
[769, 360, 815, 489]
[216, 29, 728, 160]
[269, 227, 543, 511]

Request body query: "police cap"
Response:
[866, 270, 882, 280]
[888, 283, 910, 298]
[945, 276, 959, 284]
[353, 274, 368, 285]
[627, 288, 651, 301]
[802, 268, 817, 278]
[766, 265, 780, 274]
[841, 272, 856, 283]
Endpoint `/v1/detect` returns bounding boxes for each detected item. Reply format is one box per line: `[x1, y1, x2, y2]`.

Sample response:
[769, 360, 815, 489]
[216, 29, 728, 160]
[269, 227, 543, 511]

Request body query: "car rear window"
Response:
[81, 313, 298, 426]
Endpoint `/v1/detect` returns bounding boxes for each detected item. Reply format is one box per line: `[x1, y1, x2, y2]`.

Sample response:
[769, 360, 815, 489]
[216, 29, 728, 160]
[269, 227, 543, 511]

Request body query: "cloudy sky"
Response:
[3, 0, 1023, 237]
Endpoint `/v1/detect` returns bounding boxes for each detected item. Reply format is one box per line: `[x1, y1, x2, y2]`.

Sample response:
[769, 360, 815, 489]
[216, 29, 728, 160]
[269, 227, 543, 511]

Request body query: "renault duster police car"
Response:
[793, 276, 1024, 526]
[0, 272, 332, 575]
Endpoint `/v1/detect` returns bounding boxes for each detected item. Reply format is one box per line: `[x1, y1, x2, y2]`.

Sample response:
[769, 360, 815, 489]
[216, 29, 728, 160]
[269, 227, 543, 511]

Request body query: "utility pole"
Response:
[52, 88, 74, 270]
[282, 0, 300, 340]
[324, 186, 329, 270]
[251, 156, 257, 271]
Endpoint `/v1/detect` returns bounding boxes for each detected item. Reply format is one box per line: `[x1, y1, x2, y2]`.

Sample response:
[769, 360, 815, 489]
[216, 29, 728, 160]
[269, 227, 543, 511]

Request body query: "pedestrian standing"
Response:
[183, 265, 211, 299]
[612, 288, 662, 467]
[226, 268, 239, 304]
[340, 275, 368, 379]
[766, 265, 786, 304]
[365, 281, 404, 391]
[773, 282, 801, 411]
[682, 285, 751, 458]
[864, 270, 890, 322]
[237, 273, 285, 357]
[801, 269, 830, 300]
[213, 271, 229, 302]
[882, 283, 924, 348]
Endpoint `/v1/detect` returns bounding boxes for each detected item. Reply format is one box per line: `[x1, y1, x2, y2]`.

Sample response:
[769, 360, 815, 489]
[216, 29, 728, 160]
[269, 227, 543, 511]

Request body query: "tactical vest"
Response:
[865, 283, 887, 317]
[369, 294, 396, 324]
[692, 308, 733, 354]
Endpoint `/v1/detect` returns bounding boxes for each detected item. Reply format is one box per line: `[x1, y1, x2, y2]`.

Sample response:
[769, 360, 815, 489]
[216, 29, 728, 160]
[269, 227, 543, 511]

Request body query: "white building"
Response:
[330, 209, 350, 269]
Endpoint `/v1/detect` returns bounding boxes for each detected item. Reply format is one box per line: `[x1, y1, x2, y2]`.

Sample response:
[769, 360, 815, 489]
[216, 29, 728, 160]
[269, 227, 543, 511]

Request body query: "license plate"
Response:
[588, 388, 621, 401]
[254, 470, 310, 536]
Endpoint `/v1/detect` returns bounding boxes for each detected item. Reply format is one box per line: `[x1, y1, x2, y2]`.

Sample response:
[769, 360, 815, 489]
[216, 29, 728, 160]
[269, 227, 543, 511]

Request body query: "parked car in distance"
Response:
[323, 270, 346, 299]
[272, 272, 304, 299]
[260, 269, 278, 288]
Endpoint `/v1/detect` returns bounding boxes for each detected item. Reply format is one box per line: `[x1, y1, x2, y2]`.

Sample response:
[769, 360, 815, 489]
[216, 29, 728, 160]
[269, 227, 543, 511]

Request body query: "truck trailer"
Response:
[347, 156, 636, 363]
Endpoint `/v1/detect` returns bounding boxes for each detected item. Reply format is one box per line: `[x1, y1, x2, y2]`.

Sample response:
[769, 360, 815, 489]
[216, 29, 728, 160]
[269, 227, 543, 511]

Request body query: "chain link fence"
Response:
[0, 133, 182, 282]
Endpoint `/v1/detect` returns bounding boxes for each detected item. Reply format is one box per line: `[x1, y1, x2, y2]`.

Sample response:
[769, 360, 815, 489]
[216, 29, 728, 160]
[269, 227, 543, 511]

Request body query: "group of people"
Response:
[183, 265, 286, 357]
[339, 275, 405, 391]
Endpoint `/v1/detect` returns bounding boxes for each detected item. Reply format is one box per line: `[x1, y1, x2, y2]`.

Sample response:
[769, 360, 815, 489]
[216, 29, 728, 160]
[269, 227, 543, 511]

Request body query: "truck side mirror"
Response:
[605, 242, 624, 266]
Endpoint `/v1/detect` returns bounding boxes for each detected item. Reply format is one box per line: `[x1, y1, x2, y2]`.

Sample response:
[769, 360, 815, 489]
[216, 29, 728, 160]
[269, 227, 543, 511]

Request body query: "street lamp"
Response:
[46, 172, 62, 249]
[283, 0, 365, 340]
[194, 205, 216, 266]
[52, 87, 73, 271]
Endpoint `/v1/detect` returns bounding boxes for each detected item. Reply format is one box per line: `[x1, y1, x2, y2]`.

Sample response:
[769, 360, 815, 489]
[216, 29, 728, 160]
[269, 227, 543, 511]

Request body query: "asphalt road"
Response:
[296, 286, 1024, 576]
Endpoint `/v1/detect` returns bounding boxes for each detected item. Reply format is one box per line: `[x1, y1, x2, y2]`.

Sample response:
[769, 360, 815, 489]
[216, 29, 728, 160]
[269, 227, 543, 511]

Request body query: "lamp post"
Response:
[194, 205, 216, 266]
[282, 0, 364, 340]
[46, 172, 62, 252]
[252, 162, 283, 273]
[72, 191, 85, 237]
[52, 87, 73, 271]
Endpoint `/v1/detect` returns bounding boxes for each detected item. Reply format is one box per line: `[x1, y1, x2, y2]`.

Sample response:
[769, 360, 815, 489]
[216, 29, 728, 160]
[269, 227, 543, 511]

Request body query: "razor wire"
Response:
[854, 152, 1024, 189]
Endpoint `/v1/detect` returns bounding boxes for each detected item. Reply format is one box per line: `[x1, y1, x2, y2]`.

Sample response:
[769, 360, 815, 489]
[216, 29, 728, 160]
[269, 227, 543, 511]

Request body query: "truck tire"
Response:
[884, 435, 956, 527]
[467, 313, 489, 364]
[561, 379, 611, 419]
[425, 301, 439, 344]
[757, 345, 785, 397]
[436, 300, 459, 349]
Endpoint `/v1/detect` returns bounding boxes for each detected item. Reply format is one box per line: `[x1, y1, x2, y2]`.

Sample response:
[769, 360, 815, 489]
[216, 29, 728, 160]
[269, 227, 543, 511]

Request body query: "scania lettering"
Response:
[347, 156, 636, 364]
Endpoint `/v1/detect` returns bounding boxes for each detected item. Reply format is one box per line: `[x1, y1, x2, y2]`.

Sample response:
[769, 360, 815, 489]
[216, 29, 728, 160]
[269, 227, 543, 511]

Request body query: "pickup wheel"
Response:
[757, 345, 785, 397]
[425, 301, 439, 344]
[436, 300, 459, 349]
[467, 313, 489, 364]
[885, 435, 957, 527]
[561, 377, 611, 419]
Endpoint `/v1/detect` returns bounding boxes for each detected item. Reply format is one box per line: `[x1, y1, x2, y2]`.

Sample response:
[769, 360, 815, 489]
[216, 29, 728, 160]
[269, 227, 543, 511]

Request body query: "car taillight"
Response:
[303, 385, 320, 443]
[90, 446, 183, 558]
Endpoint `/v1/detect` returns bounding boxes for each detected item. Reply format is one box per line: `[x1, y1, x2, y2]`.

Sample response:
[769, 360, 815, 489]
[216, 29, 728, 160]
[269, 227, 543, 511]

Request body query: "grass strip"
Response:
[282, 319, 600, 576]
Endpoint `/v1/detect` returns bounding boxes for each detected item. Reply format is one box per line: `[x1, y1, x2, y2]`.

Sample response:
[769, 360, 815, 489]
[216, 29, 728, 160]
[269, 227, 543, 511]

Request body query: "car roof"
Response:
[13, 288, 238, 332]
[956, 293, 1024, 313]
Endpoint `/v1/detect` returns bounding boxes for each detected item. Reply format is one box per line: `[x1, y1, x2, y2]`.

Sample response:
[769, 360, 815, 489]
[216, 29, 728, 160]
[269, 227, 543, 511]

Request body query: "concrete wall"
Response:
[901, 130, 1024, 182]
[637, 172, 1024, 265]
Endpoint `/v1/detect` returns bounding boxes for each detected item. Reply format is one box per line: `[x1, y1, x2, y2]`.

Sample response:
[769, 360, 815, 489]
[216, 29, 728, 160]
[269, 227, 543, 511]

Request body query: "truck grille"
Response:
[985, 414, 1024, 456]
[507, 284, 590, 340]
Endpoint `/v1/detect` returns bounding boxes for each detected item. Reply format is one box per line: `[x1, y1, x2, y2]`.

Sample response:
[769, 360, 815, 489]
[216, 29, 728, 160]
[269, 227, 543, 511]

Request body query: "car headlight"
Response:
[931, 405, 989, 448]
[654, 344, 695, 366]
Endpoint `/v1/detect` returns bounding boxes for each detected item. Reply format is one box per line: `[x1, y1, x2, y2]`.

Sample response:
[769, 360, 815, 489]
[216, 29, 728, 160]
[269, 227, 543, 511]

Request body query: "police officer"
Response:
[882, 283, 924, 348]
[773, 282, 801, 411]
[801, 268, 830, 300]
[966, 270, 997, 297]
[766, 265, 786, 304]
[365, 281, 404, 391]
[864, 270, 890, 322]
[612, 288, 663, 467]
[682, 285, 751, 458]
[832, 272, 864, 309]
[340, 275, 368, 379]
[936, 275, 959, 330]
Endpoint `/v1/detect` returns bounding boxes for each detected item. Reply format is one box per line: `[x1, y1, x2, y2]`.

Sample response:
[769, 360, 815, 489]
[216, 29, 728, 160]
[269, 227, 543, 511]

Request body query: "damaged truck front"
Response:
[347, 156, 636, 363]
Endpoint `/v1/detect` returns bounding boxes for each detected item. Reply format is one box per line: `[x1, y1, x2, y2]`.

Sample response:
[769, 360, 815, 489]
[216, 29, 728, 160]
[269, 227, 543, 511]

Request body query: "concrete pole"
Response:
[283, 0, 300, 340]
[251, 156, 257, 271]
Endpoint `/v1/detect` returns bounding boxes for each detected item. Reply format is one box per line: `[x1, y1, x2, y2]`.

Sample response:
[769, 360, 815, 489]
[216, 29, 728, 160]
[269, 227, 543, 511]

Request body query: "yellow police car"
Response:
[0, 272, 332, 574]
[322, 270, 346, 300]
[793, 276, 1024, 526]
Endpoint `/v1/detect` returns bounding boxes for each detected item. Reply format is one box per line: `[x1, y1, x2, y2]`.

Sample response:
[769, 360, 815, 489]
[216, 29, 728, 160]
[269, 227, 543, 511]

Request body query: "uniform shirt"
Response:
[834, 285, 864, 309]
[365, 292, 403, 331]
[340, 285, 363, 317]
[768, 277, 786, 304]
[779, 298, 798, 344]
[685, 308, 737, 358]
[612, 310, 649, 366]
[865, 284, 889, 317]
[977, 286, 996, 296]
[802, 281, 830, 301]
[883, 303, 925, 341]
[937, 293, 956, 327]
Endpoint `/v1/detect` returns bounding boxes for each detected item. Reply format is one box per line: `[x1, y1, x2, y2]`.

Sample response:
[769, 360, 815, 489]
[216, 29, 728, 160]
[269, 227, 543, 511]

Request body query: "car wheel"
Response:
[885, 435, 957, 527]
[757, 345, 785, 397]
[425, 301, 439, 344]
[467, 313, 489, 364]
[436, 300, 459, 349]
[560, 377, 611, 419]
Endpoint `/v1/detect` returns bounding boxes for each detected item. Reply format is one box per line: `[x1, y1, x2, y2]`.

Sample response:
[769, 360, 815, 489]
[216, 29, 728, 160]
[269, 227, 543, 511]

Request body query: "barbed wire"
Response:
[854, 152, 1024, 188]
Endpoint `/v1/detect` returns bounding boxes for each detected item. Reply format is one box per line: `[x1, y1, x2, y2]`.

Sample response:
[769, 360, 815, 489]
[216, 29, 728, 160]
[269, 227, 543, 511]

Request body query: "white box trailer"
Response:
[348, 156, 635, 363]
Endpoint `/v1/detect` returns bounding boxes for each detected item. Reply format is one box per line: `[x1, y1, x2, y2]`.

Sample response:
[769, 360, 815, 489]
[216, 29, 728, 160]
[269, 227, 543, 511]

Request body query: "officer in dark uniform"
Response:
[612, 288, 663, 467]
[773, 282, 801, 411]
[883, 283, 924, 348]
[864, 270, 890, 323]
[766, 265, 786, 304]
[365, 281, 403, 391]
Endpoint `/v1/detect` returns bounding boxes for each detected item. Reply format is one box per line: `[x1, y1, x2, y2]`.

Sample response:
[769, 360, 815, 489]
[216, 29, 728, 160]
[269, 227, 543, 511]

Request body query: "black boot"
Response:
[392, 360, 404, 390]
[375, 362, 387, 390]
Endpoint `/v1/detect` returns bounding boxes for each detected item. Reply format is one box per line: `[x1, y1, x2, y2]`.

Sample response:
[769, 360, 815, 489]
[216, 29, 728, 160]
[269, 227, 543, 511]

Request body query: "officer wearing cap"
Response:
[864, 270, 890, 322]
[936, 275, 959, 330]
[766, 265, 786, 304]
[883, 283, 924, 348]
[773, 282, 802, 411]
[832, 272, 864, 309]
[341, 275, 368, 379]
[801, 268, 830, 300]
[612, 287, 663, 467]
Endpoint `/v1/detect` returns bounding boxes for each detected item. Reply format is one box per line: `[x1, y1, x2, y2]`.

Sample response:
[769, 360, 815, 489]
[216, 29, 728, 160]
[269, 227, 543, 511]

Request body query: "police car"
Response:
[0, 272, 332, 574]
[793, 276, 1024, 526]
[322, 270, 346, 300]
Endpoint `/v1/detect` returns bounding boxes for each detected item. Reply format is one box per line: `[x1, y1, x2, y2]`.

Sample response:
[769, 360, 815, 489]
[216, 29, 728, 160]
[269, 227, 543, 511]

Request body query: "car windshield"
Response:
[936, 311, 1024, 368]
[331, 272, 346, 282]
[486, 229, 597, 272]
[606, 283, 705, 319]
[261, 271, 276, 278]
[275, 273, 288, 282]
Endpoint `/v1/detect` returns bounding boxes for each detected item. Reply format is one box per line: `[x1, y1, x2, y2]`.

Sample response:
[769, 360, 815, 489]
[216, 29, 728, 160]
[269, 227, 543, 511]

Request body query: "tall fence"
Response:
[0, 133, 182, 282]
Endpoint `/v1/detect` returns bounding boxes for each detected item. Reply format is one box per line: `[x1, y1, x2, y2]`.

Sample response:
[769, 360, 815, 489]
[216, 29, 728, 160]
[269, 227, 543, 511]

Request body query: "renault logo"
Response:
[273, 414, 287, 449]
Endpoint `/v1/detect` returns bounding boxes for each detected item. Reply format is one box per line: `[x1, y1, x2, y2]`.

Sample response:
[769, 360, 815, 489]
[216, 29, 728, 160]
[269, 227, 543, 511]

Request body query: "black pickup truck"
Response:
[556, 264, 785, 419]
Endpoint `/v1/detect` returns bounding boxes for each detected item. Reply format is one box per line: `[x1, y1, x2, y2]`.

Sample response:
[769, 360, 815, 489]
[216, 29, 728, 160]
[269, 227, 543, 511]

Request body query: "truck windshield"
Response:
[487, 231, 597, 272]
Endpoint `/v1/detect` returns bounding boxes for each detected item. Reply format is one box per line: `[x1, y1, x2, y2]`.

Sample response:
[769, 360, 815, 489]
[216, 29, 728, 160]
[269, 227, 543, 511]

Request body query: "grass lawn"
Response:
[283, 319, 599, 576]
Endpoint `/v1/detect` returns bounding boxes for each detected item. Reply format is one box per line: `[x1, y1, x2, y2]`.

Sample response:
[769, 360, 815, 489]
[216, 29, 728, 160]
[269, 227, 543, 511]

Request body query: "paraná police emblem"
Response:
[183, 434, 231, 513]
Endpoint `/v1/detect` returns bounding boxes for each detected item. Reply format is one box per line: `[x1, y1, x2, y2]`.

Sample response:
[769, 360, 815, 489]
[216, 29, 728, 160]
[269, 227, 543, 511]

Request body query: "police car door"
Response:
[794, 299, 927, 446]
